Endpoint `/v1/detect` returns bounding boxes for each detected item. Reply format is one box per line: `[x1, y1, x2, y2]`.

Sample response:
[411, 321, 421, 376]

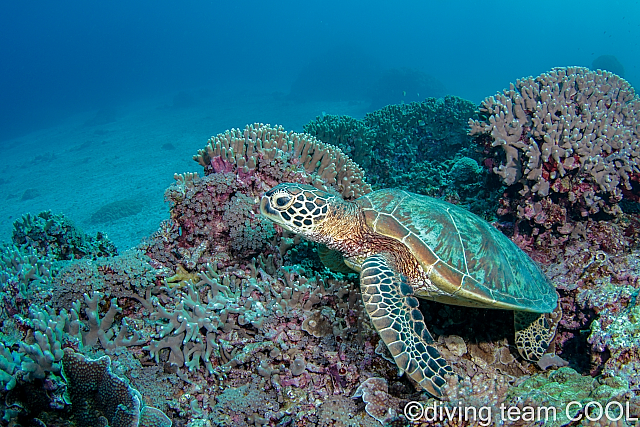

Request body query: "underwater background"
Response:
[1, 1, 640, 426]
[1, 0, 639, 248]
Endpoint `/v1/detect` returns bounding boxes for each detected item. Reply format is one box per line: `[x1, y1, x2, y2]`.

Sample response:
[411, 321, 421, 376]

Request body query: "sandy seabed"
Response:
[0, 87, 367, 250]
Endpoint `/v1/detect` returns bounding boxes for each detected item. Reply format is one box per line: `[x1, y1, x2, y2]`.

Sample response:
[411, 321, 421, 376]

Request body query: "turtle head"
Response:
[260, 183, 341, 238]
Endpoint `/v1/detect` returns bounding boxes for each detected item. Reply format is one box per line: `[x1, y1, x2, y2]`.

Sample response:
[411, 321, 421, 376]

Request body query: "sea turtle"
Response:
[260, 183, 560, 397]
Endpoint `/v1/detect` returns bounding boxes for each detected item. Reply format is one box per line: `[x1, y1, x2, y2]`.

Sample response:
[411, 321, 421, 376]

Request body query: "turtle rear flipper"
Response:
[360, 253, 453, 397]
[514, 301, 562, 361]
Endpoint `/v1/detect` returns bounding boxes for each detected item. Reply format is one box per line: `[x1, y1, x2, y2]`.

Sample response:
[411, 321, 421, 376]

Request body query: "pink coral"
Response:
[470, 67, 640, 245]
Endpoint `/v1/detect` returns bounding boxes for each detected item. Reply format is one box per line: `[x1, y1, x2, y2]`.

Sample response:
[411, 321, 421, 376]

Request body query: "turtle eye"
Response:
[271, 192, 293, 209]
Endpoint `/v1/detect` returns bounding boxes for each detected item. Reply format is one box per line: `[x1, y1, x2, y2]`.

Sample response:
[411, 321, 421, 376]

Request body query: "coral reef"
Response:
[145, 123, 371, 273]
[194, 123, 370, 200]
[1, 210, 119, 326]
[304, 96, 502, 218]
[469, 67, 640, 238]
[0, 242, 53, 319]
[12, 210, 117, 260]
[1, 110, 639, 427]
[50, 248, 160, 310]
[464, 68, 640, 411]
[502, 367, 634, 427]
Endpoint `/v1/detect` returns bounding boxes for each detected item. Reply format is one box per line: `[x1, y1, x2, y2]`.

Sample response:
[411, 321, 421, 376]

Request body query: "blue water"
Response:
[1, 0, 638, 142]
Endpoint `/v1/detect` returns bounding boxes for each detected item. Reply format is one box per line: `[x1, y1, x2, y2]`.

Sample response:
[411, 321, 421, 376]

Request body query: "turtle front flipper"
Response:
[514, 301, 562, 361]
[318, 244, 354, 274]
[360, 253, 453, 397]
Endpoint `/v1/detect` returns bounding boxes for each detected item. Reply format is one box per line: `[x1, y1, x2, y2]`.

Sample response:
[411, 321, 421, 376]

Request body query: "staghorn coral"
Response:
[469, 67, 640, 227]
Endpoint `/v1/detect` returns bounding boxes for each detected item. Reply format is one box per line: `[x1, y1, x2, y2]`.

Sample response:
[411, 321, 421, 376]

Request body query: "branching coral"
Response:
[0, 343, 20, 391]
[141, 259, 358, 383]
[0, 243, 53, 318]
[194, 123, 370, 200]
[0, 292, 147, 396]
[143, 263, 265, 375]
[469, 67, 640, 222]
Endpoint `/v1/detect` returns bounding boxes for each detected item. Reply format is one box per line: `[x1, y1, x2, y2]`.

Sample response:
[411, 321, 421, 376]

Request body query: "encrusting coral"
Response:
[62, 348, 171, 427]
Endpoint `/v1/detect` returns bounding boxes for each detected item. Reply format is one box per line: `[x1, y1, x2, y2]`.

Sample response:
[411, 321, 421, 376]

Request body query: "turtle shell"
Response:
[358, 189, 557, 313]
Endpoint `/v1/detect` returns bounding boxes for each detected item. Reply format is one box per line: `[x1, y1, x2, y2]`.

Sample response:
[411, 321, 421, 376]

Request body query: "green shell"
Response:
[358, 189, 557, 313]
